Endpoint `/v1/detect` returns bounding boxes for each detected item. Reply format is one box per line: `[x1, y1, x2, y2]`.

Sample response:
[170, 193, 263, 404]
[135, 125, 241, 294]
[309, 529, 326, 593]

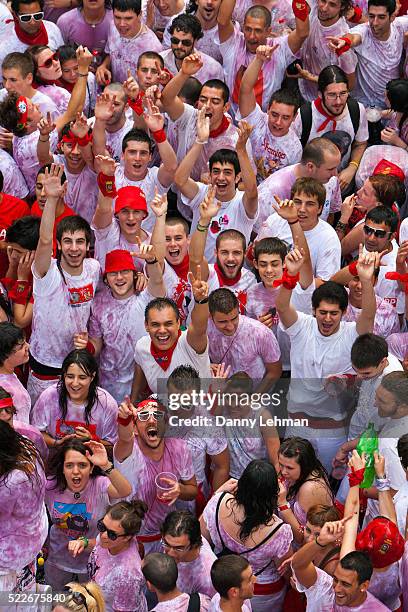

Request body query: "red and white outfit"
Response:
[160, 48, 224, 82]
[344, 294, 400, 338]
[92, 218, 151, 272]
[0, 192, 30, 278]
[0, 372, 31, 423]
[207, 263, 256, 314]
[13, 128, 59, 196]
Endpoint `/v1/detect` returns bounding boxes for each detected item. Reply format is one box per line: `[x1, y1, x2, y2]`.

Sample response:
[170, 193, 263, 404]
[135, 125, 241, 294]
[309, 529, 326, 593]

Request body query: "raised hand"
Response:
[356, 244, 376, 282]
[143, 96, 164, 132]
[130, 238, 157, 261]
[396, 240, 408, 266]
[43, 164, 65, 200]
[236, 120, 253, 150]
[84, 440, 109, 468]
[284, 247, 304, 276]
[348, 448, 366, 472]
[199, 185, 221, 222]
[70, 112, 90, 139]
[73, 331, 88, 350]
[94, 93, 115, 122]
[145, 84, 162, 103]
[94, 154, 118, 176]
[150, 189, 168, 218]
[327, 35, 347, 53]
[76, 45, 93, 71]
[123, 69, 140, 101]
[37, 111, 56, 137]
[118, 396, 137, 422]
[210, 362, 232, 379]
[295, 63, 318, 82]
[196, 105, 210, 143]
[135, 272, 148, 292]
[188, 265, 209, 302]
[273, 195, 299, 224]
[96, 63, 112, 86]
[17, 250, 35, 281]
[181, 53, 203, 76]
[340, 194, 357, 222]
[155, 60, 172, 86]
[256, 44, 279, 62]
[373, 451, 386, 478]
[317, 515, 353, 546]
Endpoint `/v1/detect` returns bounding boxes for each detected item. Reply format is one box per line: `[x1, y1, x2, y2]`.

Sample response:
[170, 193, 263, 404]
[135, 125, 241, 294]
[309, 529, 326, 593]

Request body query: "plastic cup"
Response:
[155, 472, 177, 504]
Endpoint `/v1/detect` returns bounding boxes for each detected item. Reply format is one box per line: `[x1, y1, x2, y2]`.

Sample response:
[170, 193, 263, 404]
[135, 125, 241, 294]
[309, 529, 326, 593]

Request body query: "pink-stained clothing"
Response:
[92, 217, 151, 272]
[207, 265, 257, 314]
[0, 21, 64, 82]
[13, 129, 59, 196]
[355, 144, 408, 189]
[45, 475, 110, 573]
[0, 148, 28, 199]
[368, 563, 401, 611]
[134, 330, 212, 393]
[299, 7, 357, 102]
[350, 17, 408, 109]
[399, 541, 408, 612]
[239, 104, 302, 180]
[195, 25, 223, 64]
[153, 593, 210, 611]
[14, 419, 48, 463]
[176, 538, 217, 598]
[0, 460, 48, 572]
[161, 261, 192, 326]
[57, 8, 113, 58]
[106, 23, 163, 83]
[225, 414, 269, 479]
[160, 48, 224, 82]
[37, 84, 70, 116]
[115, 165, 169, 234]
[31, 258, 101, 369]
[113, 438, 195, 537]
[219, 26, 296, 113]
[53, 154, 99, 224]
[387, 331, 408, 361]
[344, 296, 400, 338]
[209, 593, 251, 612]
[0, 87, 58, 121]
[31, 383, 118, 444]
[233, 0, 295, 35]
[207, 314, 281, 379]
[293, 566, 389, 611]
[86, 115, 133, 164]
[0, 372, 31, 423]
[181, 183, 258, 263]
[373, 241, 403, 311]
[88, 288, 154, 403]
[88, 536, 147, 612]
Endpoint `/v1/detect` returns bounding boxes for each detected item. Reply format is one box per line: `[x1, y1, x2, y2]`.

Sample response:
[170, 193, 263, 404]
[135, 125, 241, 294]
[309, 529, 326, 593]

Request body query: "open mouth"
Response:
[72, 477, 81, 486]
[146, 425, 158, 440]
[156, 334, 170, 345]
[205, 111, 212, 119]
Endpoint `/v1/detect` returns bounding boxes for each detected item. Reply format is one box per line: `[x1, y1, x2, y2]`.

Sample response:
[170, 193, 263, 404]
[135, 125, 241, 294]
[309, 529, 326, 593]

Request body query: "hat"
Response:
[104, 249, 136, 274]
[355, 517, 404, 568]
[114, 186, 148, 217]
[373, 159, 405, 182]
[136, 396, 166, 413]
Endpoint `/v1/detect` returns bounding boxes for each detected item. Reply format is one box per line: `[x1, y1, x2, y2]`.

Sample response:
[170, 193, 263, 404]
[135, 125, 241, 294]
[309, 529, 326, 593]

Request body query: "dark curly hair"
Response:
[47, 438, 102, 491]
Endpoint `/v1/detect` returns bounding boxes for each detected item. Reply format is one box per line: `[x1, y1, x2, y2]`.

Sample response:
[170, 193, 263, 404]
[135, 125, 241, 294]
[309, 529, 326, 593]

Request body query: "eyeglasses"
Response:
[161, 538, 191, 553]
[363, 224, 391, 239]
[325, 91, 349, 100]
[97, 519, 127, 541]
[38, 51, 59, 69]
[136, 409, 165, 421]
[170, 36, 194, 47]
[18, 10, 44, 21]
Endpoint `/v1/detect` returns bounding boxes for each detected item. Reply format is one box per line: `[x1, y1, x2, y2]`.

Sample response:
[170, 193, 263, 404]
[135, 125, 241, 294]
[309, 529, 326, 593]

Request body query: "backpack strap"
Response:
[253, 521, 285, 576]
[347, 97, 360, 138]
[215, 492, 228, 552]
[187, 593, 201, 612]
[300, 102, 313, 147]
[318, 545, 341, 571]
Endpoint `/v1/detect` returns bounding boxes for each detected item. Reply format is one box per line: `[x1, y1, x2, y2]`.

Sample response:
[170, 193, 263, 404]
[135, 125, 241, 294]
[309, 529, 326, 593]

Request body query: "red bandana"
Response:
[13, 14, 48, 46]
[214, 262, 241, 287]
[171, 254, 190, 281]
[209, 115, 230, 139]
[150, 329, 182, 371]
[16, 96, 28, 130]
[314, 97, 338, 133]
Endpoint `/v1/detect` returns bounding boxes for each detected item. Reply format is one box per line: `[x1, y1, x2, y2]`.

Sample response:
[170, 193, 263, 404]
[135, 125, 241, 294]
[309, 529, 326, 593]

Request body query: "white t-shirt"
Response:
[373, 240, 402, 310]
[181, 182, 257, 263]
[160, 48, 224, 82]
[207, 264, 257, 314]
[209, 593, 251, 612]
[92, 217, 151, 272]
[0, 147, 28, 199]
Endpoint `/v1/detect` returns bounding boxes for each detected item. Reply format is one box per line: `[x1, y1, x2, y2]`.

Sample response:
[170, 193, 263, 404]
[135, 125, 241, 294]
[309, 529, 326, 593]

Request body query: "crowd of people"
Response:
[1, 0, 408, 608]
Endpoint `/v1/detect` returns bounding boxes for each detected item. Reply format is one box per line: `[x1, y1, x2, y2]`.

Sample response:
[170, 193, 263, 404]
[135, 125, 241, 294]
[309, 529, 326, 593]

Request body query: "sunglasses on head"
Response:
[363, 224, 391, 239]
[136, 409, 165, 421]
[170, 36, 194, 46]
[62, 588, 88, 611]
[97, 519, 127, 541]
[18, 10, 43, 22]
[38, 51, 59, 69]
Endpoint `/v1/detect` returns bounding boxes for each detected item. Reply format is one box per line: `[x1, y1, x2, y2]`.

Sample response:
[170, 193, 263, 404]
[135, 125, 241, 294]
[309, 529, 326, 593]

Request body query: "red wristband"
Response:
[348, 260, 358, 277]
[292, 0, 309, 21]
[86, 341, 95, 355]
[385, 271, 408, 294]
[128, 94, 144, 116]
[348, 466, 365, 487]
[349, 5, 362, 22]
[97, 172, 117, 198]
[8, 279, 32, 305]
[117, 414, 133, 426]
[336, 36, 352, 56]
[151, 128, 166, 144]
[76, 132, 93, 147]
[273, 269, 300, 290]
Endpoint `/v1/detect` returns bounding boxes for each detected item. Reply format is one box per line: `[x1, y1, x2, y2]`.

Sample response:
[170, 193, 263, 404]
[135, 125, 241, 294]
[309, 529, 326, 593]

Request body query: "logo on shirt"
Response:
[52, 501, 91, 537]
[383, 297, 397, 307]
[56, 419, 97, 440]
[68, 283, 94, 306]
[210, 214, 230, 234]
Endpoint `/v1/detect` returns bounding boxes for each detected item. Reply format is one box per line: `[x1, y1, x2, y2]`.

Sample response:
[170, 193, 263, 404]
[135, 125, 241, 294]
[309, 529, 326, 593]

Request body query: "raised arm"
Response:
[34, 164, 64, 278]
[187, 266, 209, 354]
[92, 155, 117, 229]
[69, 113, 94, 170]
[275, 248, 304, 328]
[133, 241, 166, 298]
[92, 93, 115, 158]
[355, 245, 377, 335]
[36, 112, 54, 165]
[327, 32, 362, 54]
[340, 450, 362, 558]
[374, 451, 398, 524]
[288, 0, 310, 54]
[189, 186, 221, 281]
[174, 105, 210, 199]
[239, 45, 278, 118]
[236, 121, 257, 219]
[161, 54, 203, 121]
[55, 46, 93, 133]
[114, 398, 136, 462]
[217, 0, 236, 43]
[149, 191, 168, 266]
[143, 97, 177, 188]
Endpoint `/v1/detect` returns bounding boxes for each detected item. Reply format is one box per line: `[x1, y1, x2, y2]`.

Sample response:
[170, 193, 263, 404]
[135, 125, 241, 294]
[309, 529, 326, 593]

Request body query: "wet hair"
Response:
[37, 163, 67, 184]
[0, 420, 42, 486]
[122, 128, 153, 153]
[311, 281, 349, 312]
[6, 216, 40, 251]
[254, 237, 287, 263]
[368, 0, 396, 15]
[365, 205, 399, 233]
[167, 364, 201, 392]
[301, 137, 340, 167]
[142, 553, 178, 593]
[244, 4, 271, 28]
[209, 287, 239, 315]
[105, 498, 147, 535]
[306, 504, 340, 527]
[145, 297, 180, 323]
[369, 174, 406, 208]
[11, 0, 44, 11]
[0, 92, 29, 136]
[351, 334, 388, 369]
[2, 52, 34, 78]
[211, 555, 250, 599]
[202, 79, 230, 104]
[386, 78, 408, 130]
[278, 437, 333, 501]
[397, 433, 408, 470]
[216, 229, 246, 251]
[161, 510, 202, 547]
[268, 88, 300, 113]
[340, 551, 373, 583]
[380, 371, 408, 405]
[180, 76, 202, 106]
[209, 149, 240, 175]
[318, 65, 349, 93]
[56, 215, 92, 246]
[165, 215, 190, 236]
[54, 582, 105, 612]
[112, 0, 142, 14]
[137, 51, 164, 69]
[291, 177, 326, 210]
[0, 322, 25, 366]
[58, 350, 99, 425]
[169, 13, 203, 40]
[232, 460, 279, 540]
[47, 438, 102, 491]
[58, 44, 77, 66]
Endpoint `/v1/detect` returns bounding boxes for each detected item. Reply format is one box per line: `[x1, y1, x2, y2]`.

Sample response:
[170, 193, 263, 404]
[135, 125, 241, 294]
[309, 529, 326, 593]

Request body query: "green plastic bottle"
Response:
[356, 423, 379, 488]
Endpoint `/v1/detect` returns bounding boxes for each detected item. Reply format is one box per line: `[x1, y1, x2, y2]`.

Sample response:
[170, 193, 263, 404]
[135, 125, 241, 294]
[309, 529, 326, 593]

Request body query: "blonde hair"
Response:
[57, 583, 105, 612]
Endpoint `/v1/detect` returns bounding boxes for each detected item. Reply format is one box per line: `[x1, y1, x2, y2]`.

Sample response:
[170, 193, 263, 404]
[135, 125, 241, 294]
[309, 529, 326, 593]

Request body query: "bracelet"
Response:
[348, 260, 358, 277]
[195, 297, 209, 304]
[117, 414, 133, 426]
[39, 137, 49, 142]
[315, 535, 326, 548]
[97, 172, 117, 198]
[78, 73, 88, 77]
[349, 160, 359, 169]
[195, 139, 208, 145]
[146, 257, 158, 265]
[85, 341, 95, 355]
[79, 536, 89, 549]
[278, 504, 290, 512]
[273, 270, 299, 290]
[336, 221, 348, 234]
[151, 128, 166, 144]
[197, 222, 210, 232]
[375, 476, 390, 491]
[288, 219, 299, 225]
[102, 463, 115, 475]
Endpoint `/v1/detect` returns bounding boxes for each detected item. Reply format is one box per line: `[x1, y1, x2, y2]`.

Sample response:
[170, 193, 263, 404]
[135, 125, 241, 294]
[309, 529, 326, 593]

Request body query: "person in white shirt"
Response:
[186, 0, 224, 64]
[327, 0, 408, 109]
[395, 433, 408, 536]
[209, 555, 255, 612]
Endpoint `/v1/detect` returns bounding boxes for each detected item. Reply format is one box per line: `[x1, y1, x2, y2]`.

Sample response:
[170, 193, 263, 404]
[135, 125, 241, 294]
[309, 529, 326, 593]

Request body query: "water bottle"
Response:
[366, 105, 383, 146]
[356, 422, 378, 488]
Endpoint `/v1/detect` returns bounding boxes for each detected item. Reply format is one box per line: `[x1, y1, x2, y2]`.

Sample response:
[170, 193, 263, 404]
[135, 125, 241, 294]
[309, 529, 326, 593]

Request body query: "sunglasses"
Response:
[363, 224, 391, 239]
[136, 409, 165, 421]
[18, 10, 43, 21]
[170, 36, 194, 46]
[62, 588, 88, 611]
[161, 537, 191, 553]
[38, 51, 59, 69]
[97, 519, 127, 541]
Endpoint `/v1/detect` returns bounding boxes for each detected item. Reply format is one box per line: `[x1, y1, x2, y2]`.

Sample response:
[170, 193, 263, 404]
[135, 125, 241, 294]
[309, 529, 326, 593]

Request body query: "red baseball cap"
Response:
[104, 249, 136, 274]
[355, 517, 404, 568]
[373, 159, 405, 182]
[114, 186, 148, 218]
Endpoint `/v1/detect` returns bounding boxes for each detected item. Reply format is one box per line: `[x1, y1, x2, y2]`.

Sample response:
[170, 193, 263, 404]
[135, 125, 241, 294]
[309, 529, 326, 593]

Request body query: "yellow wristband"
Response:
[349, 160, 359, 169]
